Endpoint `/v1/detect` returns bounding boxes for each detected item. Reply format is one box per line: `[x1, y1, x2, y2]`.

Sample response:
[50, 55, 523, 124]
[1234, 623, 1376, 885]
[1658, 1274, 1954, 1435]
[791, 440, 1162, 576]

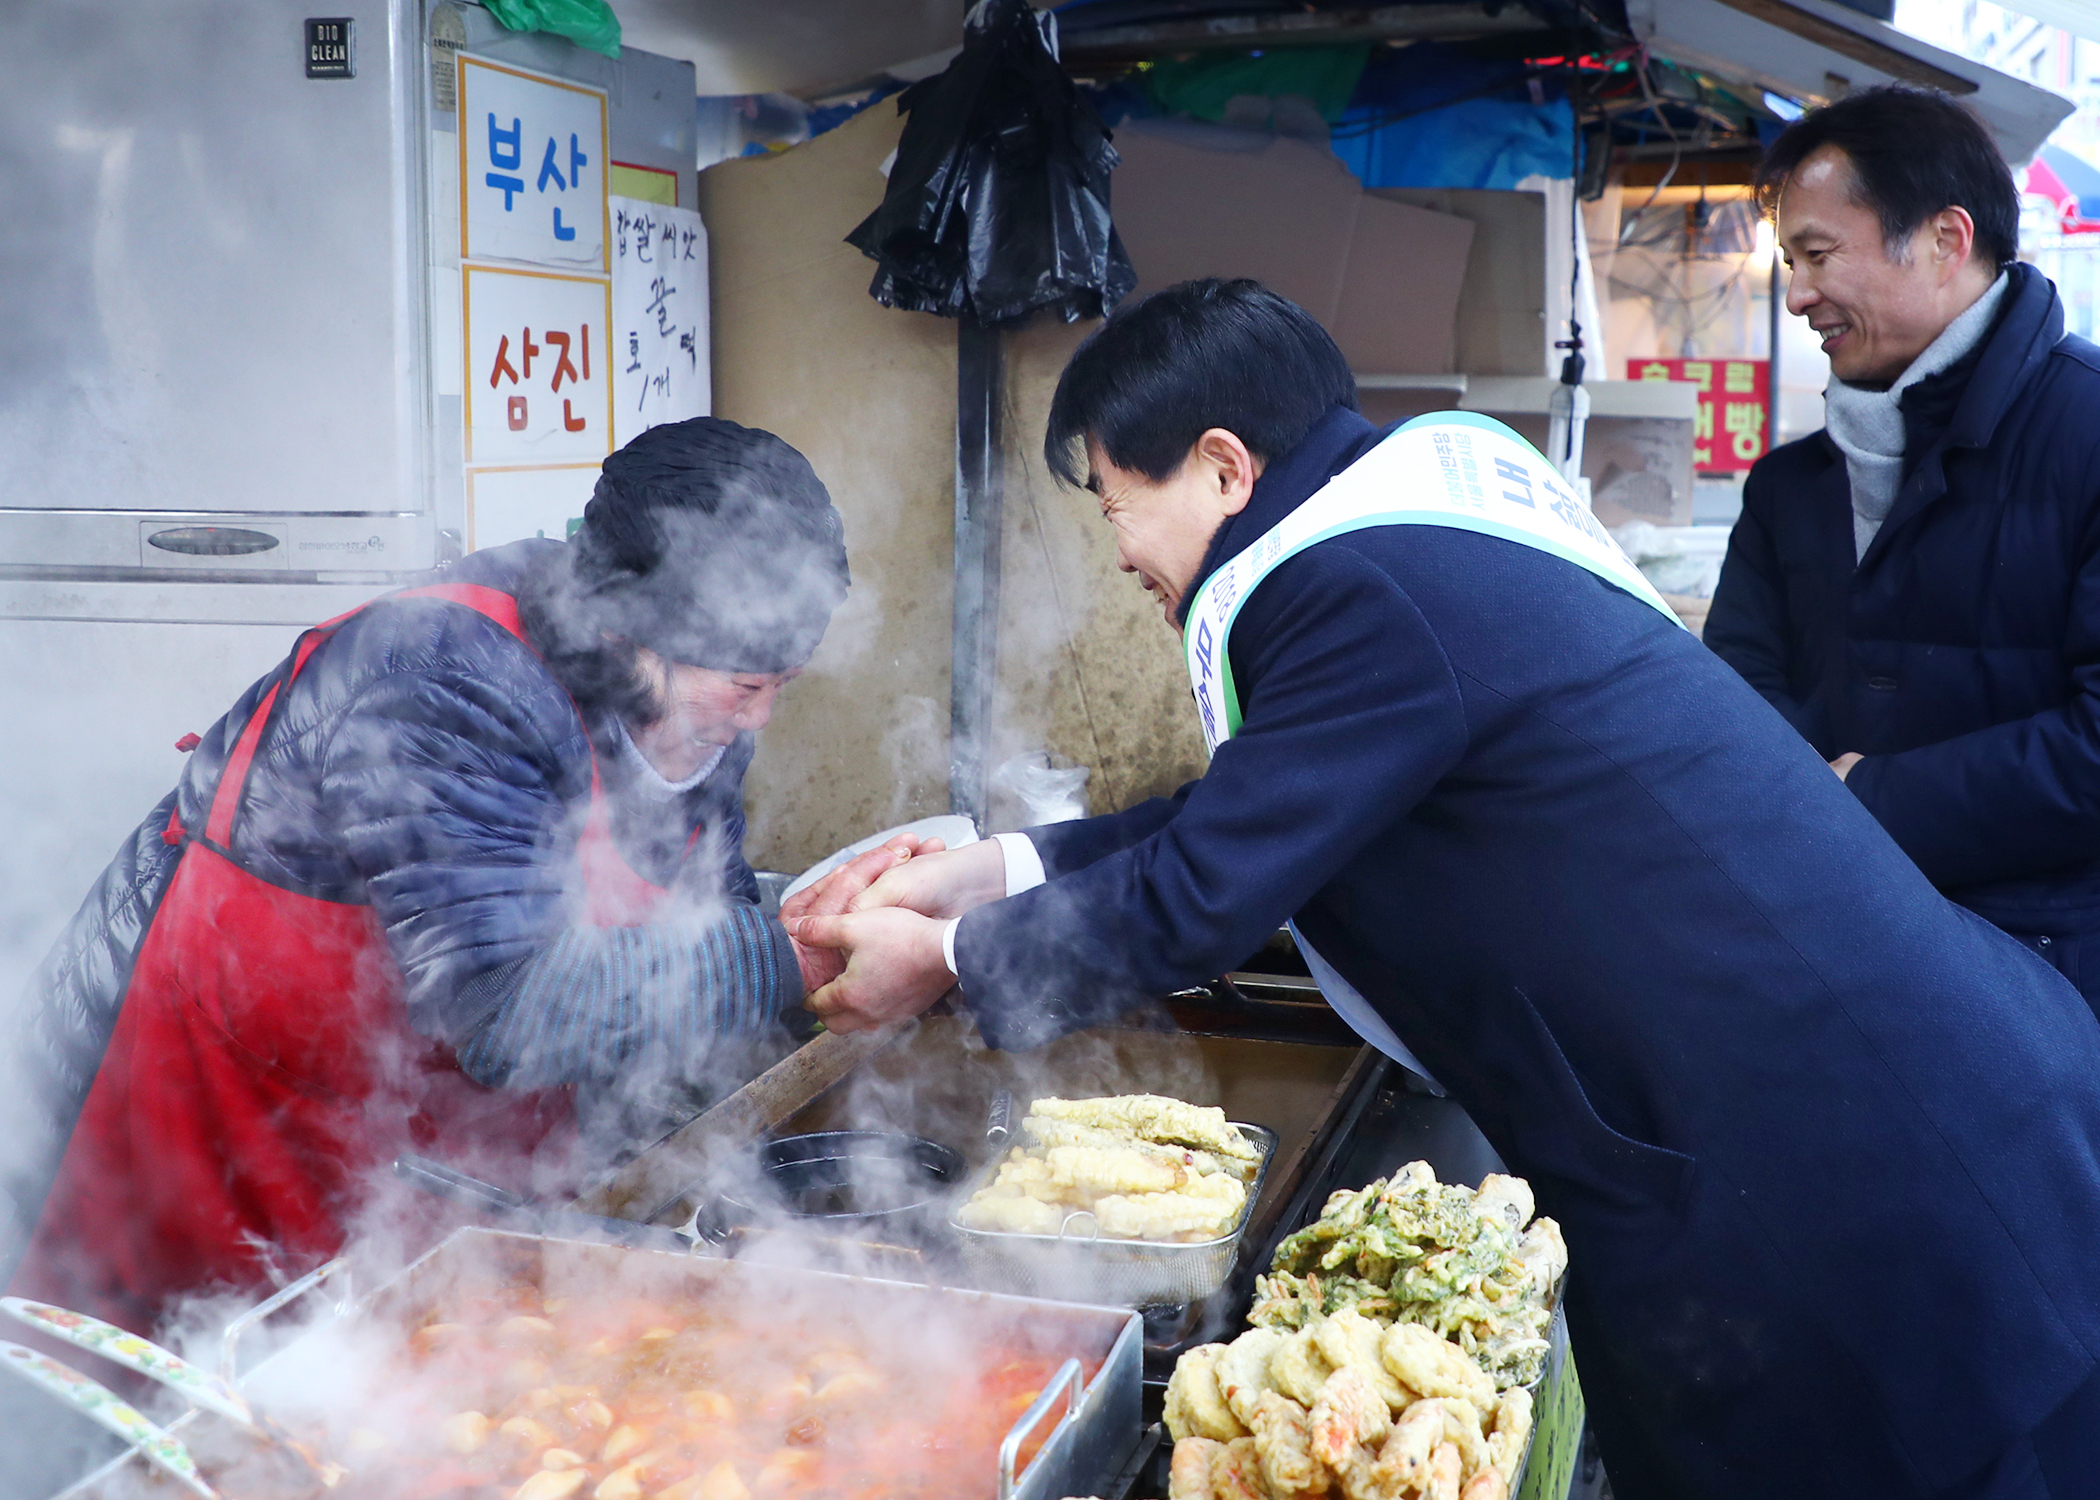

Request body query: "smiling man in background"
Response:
[1706, 86, 2100, 1012]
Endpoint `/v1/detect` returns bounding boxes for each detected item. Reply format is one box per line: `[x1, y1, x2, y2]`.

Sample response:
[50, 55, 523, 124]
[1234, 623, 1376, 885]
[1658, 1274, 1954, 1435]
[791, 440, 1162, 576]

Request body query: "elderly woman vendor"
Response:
[795, 281, 2100, 1499]
[1, 417, 914, 1333]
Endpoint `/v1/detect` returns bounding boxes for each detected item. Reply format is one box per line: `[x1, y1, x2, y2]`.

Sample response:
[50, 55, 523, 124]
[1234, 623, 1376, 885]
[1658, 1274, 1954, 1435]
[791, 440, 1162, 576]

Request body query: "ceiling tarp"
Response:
[1628, 0, 2072, 162]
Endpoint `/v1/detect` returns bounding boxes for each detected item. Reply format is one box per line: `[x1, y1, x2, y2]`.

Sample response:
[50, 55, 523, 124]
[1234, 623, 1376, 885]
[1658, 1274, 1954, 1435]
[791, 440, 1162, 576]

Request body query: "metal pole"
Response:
[951, 316, 1004, 827]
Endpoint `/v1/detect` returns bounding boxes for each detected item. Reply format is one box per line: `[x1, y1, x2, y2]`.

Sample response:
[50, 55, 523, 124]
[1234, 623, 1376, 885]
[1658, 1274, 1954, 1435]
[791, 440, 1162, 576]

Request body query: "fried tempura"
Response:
[1424, 1440, 1463, 1500]
[1044, 1144, 1190, 1198]
[1211, 1437, 1269, 1500]
[1029, 1095, 1258, 1160]
[1170, 1437, 1225, 1500]
[1308, 1365, 1390, 1469]
[1471, 1175, 1534, 1234]
[1364, 1400, 1443, 1496]
[1215, 1328, 1286, 1429]
[953, 1190, 1066, 1235]
[960, 1094, 1261, 1243]
[1267, 1326, 1334, 1407]
[1092, 1175, 1246, 1241]
[1412, 1397, 1486, 1478]
[1249, 1391, 1329, 1496]
[1515, 1218, 1567, 1291]
[1311, 1308, 1412, 1411]
[1381, 1324, 1497, 1410]
[1485, 1388, 1532, 1486]
[1165, 1344, 1248, 1443]
[1258, 1162, 1560, 1390]
[1022, 1115, 1253, 1181]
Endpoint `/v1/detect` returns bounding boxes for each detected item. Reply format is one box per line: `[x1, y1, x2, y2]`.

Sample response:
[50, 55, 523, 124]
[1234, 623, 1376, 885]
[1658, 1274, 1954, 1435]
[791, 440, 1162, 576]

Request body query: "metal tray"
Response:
[59, 1228, 1145, 1500]
[953, 1122, 1279, 1309]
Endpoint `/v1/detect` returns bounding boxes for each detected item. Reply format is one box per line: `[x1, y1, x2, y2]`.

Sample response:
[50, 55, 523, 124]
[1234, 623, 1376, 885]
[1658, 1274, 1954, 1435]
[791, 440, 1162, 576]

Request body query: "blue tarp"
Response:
[1083, 33, 1582, 192]
[1330, 93, 1576, 189]
[1329, 45, 1575, 188]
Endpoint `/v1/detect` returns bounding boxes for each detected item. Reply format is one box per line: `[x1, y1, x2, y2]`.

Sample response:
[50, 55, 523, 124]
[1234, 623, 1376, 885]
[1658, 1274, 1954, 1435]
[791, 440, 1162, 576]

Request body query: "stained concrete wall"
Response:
[699, 106, 958, 873]
[989, 320, 1209, 824]
[700, 108, 1208, 869]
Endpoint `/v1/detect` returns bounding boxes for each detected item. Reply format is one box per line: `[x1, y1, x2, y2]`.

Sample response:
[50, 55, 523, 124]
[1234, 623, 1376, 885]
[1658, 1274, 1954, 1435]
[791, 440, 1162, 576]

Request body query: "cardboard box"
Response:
[1455, 377, 1699, 528]
[1109, 122, 1475, 375]
[1585, 417, 1697, 528]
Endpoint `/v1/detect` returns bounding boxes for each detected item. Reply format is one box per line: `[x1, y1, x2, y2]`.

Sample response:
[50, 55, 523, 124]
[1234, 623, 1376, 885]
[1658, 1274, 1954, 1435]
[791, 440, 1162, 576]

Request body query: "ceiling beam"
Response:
[1060, 2, 1558, 68]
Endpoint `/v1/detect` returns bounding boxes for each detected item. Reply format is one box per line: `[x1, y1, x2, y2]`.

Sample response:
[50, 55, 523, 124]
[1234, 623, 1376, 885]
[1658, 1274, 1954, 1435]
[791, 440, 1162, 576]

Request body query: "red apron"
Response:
[11, 584, 677, 1332]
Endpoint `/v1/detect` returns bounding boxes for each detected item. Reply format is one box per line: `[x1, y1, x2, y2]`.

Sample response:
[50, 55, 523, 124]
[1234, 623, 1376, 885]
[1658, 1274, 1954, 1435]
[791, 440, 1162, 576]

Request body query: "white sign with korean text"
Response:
[467, 464, 599, 552]
[611, 197, 710, 445]
[463, 265, 613, 465]
[459, 55, 608, 271]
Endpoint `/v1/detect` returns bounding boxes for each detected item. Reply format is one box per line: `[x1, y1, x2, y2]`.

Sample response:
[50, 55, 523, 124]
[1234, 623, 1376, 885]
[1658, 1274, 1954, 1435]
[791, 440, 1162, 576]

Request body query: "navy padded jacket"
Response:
[1707, 262, 2100, 952]
[3, 540, 795, 1272]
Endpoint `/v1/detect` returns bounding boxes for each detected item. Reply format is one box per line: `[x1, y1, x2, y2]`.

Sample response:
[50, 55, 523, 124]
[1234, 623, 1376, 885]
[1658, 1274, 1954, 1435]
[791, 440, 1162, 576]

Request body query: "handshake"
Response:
[777, 833, 1013, 1034]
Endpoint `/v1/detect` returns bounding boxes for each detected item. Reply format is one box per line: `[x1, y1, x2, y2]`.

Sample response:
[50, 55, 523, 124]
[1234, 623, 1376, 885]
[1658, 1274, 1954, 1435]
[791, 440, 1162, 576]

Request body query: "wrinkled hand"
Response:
[1829, 752, 1864, 782]
[849, 839, 1008, 920]
[780, 835, 944, 994]
[790, 909, 955, 1034]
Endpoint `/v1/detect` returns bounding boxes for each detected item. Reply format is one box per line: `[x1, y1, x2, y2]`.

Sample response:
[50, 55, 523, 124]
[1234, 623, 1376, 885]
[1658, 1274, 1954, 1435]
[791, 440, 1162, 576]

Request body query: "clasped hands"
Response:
[779, 836, 1010, 1034]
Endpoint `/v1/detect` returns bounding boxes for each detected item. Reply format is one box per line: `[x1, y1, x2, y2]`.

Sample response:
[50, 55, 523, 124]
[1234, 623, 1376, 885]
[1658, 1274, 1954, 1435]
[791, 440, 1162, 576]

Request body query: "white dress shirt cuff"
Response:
[993, 830, 1048, 895]
[943, 834, 1047, 977]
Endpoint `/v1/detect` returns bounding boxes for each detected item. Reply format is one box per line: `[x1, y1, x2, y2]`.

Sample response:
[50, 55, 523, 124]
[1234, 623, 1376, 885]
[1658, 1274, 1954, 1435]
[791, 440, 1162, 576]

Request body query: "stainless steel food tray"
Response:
[952, 1122, 1278, 1308]
[58, 1228, 1144, 1500]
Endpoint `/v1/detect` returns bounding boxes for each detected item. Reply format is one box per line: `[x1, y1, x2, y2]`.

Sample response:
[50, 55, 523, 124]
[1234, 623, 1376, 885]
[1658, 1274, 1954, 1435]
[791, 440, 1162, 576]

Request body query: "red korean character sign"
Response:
[463, 265, 614, 465]
[1628, 357, 1770, 473]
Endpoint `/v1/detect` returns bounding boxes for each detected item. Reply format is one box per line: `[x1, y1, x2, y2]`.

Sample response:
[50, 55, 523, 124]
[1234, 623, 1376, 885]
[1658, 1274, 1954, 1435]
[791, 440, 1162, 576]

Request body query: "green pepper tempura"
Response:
[1250, 1161, 1567, 1390]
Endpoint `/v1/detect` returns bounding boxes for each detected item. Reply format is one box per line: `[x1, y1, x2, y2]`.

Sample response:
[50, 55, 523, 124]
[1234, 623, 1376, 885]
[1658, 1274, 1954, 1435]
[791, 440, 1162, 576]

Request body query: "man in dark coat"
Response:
[794, 280, 2100, 1498]
[1706, 88, 2100, 1010]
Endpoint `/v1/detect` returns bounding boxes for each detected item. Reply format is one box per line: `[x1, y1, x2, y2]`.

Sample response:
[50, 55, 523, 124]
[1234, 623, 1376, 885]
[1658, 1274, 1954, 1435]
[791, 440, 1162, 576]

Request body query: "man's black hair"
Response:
[1043, 278, 1358, 489]
[1756, 85, 2019, 268]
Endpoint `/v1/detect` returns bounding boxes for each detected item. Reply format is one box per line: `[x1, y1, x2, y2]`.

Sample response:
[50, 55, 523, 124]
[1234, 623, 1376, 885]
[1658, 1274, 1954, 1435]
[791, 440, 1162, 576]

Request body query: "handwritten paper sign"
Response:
[611, 197, 710, 445]
[463, 265, 614, 465]
[459, 55, 608, 272]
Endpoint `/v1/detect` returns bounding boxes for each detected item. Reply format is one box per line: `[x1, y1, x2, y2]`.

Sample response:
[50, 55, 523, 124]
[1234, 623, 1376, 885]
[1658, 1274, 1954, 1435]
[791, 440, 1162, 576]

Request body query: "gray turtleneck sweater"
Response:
[1822, 271, 2008, 561]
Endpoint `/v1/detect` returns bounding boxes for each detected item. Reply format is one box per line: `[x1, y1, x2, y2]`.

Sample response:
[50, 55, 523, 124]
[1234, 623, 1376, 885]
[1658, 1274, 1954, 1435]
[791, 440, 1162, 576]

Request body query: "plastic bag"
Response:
[845, 0, 1135, 326]
[1611, 521, 1731, 599]
[483, 0, 621, 59]
[993, 752, 1091, 825]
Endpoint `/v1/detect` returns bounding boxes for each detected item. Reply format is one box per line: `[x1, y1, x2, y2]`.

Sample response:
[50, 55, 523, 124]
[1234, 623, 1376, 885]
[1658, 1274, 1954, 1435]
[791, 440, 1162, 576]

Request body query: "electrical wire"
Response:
[1617, 52, 1688, 243]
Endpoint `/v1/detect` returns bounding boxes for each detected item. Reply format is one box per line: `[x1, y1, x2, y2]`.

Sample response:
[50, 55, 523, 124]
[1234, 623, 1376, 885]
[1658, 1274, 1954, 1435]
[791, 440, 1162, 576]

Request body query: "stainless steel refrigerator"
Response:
[0, 0, 697, 997]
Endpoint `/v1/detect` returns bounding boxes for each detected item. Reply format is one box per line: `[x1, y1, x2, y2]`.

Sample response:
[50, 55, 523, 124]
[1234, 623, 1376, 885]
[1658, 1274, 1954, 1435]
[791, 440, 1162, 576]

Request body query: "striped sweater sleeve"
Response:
[453, 904, 802, 1088]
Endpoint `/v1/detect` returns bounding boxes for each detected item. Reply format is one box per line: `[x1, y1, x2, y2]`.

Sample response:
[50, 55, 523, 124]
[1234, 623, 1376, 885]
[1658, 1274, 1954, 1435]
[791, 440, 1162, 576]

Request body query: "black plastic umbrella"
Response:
[847, 0, 1136, 825]
[846, 0, 1135, 326]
